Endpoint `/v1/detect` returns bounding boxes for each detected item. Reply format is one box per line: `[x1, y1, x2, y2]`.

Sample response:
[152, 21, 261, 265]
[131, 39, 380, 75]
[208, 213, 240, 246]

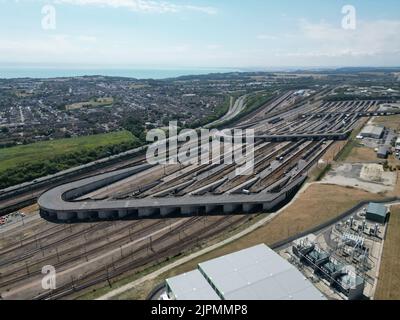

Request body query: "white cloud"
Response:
[294, 19, 400, 58]
[53, 0, 217, 14]
[0, 34, 98, 61]
[256, 34, 277, 40]
[77, 35, 98, 43]
[206, 44, 222, 50]
[183, 4, 217, 15]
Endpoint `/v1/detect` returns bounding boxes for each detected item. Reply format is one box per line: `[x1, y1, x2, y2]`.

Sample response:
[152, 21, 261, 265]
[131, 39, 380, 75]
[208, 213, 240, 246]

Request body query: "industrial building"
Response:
[360, 125, 384, 139]
[365, 203, 389, 224]
[165, 244, 326, 300]
[292, 240, 365, 300]
[377, 146, 389, 159]
[384, 131, 395, 146]
[166, 270, 220, 300]
[396, 137, 400, 151]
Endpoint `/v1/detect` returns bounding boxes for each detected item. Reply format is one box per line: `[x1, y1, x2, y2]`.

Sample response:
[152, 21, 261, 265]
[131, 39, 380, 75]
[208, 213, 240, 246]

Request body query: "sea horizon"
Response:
[0, 66, 243, 80]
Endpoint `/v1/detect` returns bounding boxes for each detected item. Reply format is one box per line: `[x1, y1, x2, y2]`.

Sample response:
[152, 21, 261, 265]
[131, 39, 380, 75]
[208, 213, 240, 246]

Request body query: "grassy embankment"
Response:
[375, 206, 400, 300]
[0, 130, 139, 189]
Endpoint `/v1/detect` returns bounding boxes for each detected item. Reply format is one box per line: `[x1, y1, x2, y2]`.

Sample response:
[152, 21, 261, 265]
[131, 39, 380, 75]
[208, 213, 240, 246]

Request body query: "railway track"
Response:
[30, 215, 249, 300]
[0, 222, 117, 263]
[0, 220, 172, 289]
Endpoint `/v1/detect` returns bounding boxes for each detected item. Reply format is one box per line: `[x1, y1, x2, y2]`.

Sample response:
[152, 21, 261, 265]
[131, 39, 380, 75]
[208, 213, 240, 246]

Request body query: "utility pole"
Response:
[71, 276, 75, 290]
[150, 236, 153, 252]
[84, 245, 88, 262]
[105, 266, 111, 288]
[25, 262, 29, 275]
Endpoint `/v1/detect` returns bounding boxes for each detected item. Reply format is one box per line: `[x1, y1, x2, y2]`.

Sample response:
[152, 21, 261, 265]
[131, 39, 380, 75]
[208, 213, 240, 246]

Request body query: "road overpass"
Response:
[38, 163, 306, 222]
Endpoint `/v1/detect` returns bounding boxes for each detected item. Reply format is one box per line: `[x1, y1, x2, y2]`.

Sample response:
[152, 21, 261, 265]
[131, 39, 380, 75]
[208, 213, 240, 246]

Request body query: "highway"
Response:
[205, 94, 249, 128]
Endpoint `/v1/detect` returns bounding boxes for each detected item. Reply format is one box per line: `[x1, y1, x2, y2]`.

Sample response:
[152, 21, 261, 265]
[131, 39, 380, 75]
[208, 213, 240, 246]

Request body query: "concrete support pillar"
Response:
[160, 207, 176, 217]
[243, 203, 258, 213]
[48, 211, 57, 218]
[118, 210, 129, 218]
[205, 205, 219, 214]
[181, 206, 197, 215]
[127, 209, 138, 217]
[77, 211, 90, 220]
[223, 204, 241, 214]
[263, 202, 272, 211]
[138, 207, 157, 217]
[99, 210, 113, 219]
[57, 211, 76, 221]
[88, 211, 99, 220]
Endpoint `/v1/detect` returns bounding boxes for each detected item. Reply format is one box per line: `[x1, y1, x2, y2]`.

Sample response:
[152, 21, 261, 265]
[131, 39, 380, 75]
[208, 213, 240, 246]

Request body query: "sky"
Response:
[0, 0, 400, 68]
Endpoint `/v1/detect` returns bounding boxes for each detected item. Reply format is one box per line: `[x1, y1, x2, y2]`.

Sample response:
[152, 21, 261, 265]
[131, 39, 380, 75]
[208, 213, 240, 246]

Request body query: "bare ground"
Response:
[346, 146, 379, 163]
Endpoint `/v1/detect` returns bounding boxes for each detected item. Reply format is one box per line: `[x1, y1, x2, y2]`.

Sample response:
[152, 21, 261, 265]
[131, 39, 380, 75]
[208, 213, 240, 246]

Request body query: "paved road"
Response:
[205, 95, 248, 128]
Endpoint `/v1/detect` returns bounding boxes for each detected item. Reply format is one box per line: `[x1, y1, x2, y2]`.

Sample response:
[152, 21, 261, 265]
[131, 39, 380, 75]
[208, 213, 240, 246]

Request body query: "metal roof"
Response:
[377, 146, 389, 155]
[361, 125, 384, 137]
[198, 244, 326, 300]
[384, 132, 395, 146]
[166, 270, 220, 300]
[367, 203, 388, 218]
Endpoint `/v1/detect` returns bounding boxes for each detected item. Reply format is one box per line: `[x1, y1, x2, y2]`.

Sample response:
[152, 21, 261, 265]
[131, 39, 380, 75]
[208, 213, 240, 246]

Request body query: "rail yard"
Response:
[0, 88, 395, 300]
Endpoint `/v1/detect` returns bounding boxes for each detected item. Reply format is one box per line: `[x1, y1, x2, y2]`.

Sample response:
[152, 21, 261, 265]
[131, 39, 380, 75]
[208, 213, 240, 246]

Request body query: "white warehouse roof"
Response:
[166, 270, 220, 300]
[166, 244, 326, 300]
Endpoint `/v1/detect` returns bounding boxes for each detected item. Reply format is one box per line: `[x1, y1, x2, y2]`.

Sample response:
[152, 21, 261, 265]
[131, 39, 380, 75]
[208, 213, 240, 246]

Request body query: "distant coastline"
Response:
[0, 67, 241, 80]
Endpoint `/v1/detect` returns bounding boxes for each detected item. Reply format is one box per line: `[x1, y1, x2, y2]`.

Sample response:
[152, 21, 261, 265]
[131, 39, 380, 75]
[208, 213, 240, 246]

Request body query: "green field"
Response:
[65, 97, 114, 110]
[0, 130, 139, 188]
[0, 130, 134, 173]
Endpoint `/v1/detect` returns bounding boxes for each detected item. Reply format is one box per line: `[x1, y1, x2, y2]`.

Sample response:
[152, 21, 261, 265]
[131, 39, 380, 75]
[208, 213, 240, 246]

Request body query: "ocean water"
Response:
[0, 67, 240, 80]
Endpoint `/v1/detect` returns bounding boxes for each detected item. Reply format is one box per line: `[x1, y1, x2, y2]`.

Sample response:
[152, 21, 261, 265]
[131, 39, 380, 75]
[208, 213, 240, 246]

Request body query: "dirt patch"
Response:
[113, 184, 384, 300]
[389, 171, 400, 197]
[323, 163, 396, 194]
[346, 146, 379, 163]
[375, 206, 400, 300]
[360, 164, 396, 185]
[20, 204, 39, 215]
